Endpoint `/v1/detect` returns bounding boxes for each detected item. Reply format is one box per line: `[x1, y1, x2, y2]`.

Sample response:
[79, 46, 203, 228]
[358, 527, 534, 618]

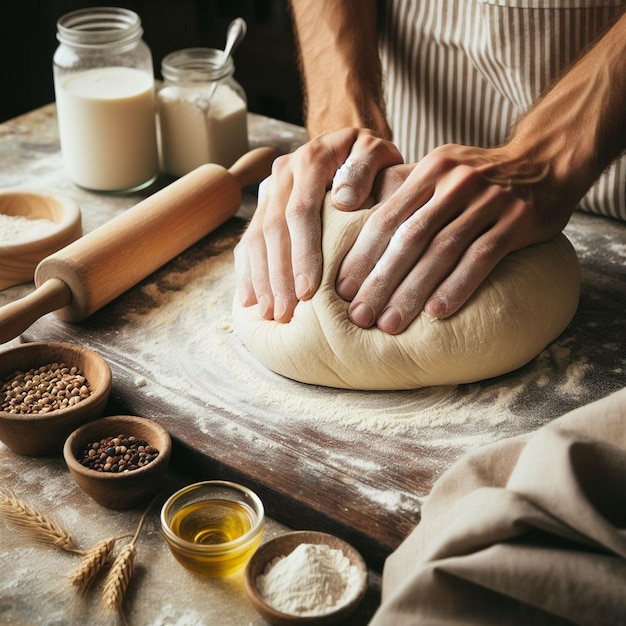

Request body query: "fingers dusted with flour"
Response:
[234, 128, 403, 323]
[336, 143, 571, 334]
[331, 133, 403, 212]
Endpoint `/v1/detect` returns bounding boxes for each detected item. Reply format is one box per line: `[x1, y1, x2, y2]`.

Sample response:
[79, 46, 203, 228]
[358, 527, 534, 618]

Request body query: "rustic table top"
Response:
[1, 103, 624, 625]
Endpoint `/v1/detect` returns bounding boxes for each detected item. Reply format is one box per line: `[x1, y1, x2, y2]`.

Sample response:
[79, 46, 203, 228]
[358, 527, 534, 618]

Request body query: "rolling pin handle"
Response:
[0, 278, 72, 345]
[228, 146, 278, 189]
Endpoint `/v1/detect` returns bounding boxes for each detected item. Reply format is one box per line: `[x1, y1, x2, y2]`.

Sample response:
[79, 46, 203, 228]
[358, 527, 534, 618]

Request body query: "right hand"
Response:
[233, 127, 403, 322]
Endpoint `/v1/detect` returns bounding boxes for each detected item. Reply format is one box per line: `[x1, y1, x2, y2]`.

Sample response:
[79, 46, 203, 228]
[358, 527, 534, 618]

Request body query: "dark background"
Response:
[0, 0, 304, 126]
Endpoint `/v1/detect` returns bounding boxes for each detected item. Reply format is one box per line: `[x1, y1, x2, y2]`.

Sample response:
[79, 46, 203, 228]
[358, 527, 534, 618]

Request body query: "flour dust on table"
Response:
[104, 230, 591, 449]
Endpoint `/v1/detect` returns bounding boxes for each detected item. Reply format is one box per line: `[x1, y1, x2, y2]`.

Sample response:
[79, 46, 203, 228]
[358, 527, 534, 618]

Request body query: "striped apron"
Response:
[379, 0, 626, 220]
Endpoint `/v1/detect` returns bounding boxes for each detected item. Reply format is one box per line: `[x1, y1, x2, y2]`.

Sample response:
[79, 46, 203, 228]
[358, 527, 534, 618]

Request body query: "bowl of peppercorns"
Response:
[63, 414, 171, 509]
[0, 341, 112, 456]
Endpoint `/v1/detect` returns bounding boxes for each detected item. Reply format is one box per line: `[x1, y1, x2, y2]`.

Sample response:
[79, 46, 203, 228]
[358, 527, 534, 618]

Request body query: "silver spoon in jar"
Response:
[206, 18, 247, 105]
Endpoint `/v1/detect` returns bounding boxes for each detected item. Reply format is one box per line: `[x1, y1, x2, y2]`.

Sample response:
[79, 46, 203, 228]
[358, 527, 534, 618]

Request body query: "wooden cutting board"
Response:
[22, 213, 626, 570]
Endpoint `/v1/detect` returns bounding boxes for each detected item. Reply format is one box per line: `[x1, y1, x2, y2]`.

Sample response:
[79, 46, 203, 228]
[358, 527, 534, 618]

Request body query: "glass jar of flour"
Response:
[158, 48, 249, 177]
[53, 7, 159, 192]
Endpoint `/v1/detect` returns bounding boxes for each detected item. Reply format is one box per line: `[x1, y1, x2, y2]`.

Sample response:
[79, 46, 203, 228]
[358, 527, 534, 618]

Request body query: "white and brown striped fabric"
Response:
[379, 0, 626, 220]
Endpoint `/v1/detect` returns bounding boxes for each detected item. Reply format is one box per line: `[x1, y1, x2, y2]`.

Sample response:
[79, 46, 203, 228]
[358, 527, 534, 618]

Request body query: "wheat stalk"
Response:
[68, 536, 117, 593]
[100, 542, 137, 614]
[0, 489, 76, 551]
[99, 497, 156, 619]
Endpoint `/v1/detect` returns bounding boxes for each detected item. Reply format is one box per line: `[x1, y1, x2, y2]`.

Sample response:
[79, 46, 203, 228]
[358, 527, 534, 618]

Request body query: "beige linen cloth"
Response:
[371, 387, 626, 625]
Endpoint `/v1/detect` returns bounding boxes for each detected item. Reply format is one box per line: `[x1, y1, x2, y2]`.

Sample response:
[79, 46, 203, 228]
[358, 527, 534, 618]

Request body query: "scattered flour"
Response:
[608, 241, 626, 259]
[117, 248, 592, 442]
[354, 483, 422, 513]
[558, 360, 592, 396]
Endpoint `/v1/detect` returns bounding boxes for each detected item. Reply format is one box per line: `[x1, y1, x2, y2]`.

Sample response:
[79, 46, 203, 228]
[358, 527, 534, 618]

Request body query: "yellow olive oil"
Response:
[168, 499, 261, 576]
[171, 499, 253, 544]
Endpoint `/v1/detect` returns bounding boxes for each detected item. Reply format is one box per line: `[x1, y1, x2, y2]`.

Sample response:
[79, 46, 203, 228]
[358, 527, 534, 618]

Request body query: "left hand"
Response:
[336, 142, 575, 334]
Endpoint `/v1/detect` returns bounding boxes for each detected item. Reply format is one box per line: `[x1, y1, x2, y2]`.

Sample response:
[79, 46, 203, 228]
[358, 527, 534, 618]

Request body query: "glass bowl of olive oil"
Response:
[160, 480, 264, 577]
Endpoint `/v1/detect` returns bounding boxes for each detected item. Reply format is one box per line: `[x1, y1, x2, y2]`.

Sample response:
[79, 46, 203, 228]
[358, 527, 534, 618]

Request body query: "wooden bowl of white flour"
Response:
[245, 530, 368, 625]
[0, 188, 81, 289]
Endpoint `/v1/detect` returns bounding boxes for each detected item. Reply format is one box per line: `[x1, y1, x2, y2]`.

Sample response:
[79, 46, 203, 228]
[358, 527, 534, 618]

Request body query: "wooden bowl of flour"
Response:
[0, 188, 82, 289]
[244, 531, 368, 625]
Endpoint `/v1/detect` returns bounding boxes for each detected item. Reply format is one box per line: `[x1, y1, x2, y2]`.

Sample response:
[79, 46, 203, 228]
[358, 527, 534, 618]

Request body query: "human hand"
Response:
[233, 127, 403, 322]
[336, 143, 576, 334]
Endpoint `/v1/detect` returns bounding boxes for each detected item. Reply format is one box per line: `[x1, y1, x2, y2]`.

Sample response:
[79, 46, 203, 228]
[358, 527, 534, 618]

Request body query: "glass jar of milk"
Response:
[53, 7, 159, 192]
[158, 48, 249, 177]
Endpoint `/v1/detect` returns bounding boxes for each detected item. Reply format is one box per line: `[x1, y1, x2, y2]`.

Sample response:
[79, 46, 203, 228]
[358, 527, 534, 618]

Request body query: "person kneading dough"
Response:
[232, 193, 580, 391]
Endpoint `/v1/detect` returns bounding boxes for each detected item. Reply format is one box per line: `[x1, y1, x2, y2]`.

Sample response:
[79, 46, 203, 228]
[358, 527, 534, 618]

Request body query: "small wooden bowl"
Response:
[0, 341, 111, 456]
[0, 188, 82, 289]
[244, 531, 369, 626]
[64, 415, 171, 509]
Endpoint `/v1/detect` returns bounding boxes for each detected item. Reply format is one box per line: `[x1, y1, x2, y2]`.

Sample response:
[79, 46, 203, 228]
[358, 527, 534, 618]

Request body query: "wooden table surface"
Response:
[2, 104, 625, 576]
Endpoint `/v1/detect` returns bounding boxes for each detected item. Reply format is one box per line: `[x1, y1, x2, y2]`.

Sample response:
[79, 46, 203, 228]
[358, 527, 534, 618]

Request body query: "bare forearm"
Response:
[505, 9, 626, 210]
[289, 0, 391, 138]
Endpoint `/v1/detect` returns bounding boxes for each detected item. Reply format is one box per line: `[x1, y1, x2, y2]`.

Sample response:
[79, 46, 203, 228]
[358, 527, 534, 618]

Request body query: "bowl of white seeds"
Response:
[0, 341, 111, 456]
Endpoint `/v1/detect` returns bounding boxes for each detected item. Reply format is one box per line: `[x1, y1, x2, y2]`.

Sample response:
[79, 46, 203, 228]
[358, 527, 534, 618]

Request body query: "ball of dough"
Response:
[232, 195, 580, 390]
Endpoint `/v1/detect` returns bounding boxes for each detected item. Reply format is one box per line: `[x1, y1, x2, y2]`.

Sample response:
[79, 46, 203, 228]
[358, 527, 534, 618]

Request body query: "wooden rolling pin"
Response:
[0, 147, 276, 344]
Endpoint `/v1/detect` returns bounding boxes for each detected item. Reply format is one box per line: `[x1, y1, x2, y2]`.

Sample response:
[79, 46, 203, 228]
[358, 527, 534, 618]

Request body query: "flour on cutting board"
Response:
[118, 245, 591, 447]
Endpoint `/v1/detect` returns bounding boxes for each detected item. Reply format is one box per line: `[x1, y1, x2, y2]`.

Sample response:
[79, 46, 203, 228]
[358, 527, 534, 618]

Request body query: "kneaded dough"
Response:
[232, 194, 580, 390]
